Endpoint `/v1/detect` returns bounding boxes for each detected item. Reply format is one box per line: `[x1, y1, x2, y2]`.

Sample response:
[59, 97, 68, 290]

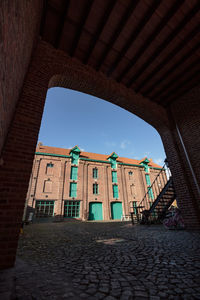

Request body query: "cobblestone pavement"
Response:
[15, 221, 200, 300]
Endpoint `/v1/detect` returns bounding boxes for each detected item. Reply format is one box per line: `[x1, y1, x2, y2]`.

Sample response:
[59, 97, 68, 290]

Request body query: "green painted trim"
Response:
[36, 152, 71, 158]
[70, 146, 81, 154]
[150, 166, 163, 170]
[80, 157, 111, 164]
[118, 162, 143, 167]
[35, 152, 162, 169]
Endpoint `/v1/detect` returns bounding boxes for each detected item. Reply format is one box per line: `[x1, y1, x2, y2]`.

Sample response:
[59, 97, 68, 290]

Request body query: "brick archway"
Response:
[0, 40, 200, 272]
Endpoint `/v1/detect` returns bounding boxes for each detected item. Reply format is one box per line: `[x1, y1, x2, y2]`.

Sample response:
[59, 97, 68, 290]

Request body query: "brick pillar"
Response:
[164, 87, 200, 229]
[160, 125, 200, 229]
[0, 46, 50, 269]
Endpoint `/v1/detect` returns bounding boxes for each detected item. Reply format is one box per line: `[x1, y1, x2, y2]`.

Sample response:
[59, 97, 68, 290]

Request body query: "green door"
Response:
[111, 202, 123, 220]
[89, 202, 103, 220]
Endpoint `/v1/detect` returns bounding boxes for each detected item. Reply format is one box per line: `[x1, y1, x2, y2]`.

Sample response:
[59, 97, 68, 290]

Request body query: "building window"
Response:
[47, 163, 54, 168]
[113, 185, 119, 199]
[64, 201, 80, 218]
[93, 183, 99, 194]
[93, 168, 98, 179]
[35, 201, 54, 218]
[132, 201, 137, 215]
[46, 162, 54, 175]
[112, 171, 117, 183]
[70, 166, 78, 180]
[148, 187, 154, 200]
[43, 179, 52, 193]
[128, 171, 133, 179]
[145, 174, 151, 186]
[69, 182, 77, 198]
[71, 153, 79, 165]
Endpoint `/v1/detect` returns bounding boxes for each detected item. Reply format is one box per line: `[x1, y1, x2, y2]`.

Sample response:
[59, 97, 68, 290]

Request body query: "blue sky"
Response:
[38, 87, 166, 165]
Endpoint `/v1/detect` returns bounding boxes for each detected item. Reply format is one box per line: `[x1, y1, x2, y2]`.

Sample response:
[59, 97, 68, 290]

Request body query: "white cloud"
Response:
[120, 140, 131, 149]
[80, 148, 85, 152]
[154, 158, 164, 165]
[105, 141, 116, 147]
[143, 151, 150, 157]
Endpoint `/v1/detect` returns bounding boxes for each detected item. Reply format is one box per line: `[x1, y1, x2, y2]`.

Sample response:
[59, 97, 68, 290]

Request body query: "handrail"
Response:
[137, 160, 171, 216]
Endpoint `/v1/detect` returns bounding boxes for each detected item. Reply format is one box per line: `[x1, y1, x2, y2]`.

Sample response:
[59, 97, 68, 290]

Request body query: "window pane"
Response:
[93, 168, 98, 178]
[70, 183, 77, 197]
[112, 171, 117, 183]
[70, 167, 78, 180]
[64, 201, 80, 218]
[113, 185, 119, 198]
[35, 201, 54, 218]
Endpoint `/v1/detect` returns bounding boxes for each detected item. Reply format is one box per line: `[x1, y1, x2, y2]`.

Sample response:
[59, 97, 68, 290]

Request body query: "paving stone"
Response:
[104, 296, 118, 300]
[134, 291, 148, 297]
[85, 288, 97, 295]
[13, 222, 200, 300]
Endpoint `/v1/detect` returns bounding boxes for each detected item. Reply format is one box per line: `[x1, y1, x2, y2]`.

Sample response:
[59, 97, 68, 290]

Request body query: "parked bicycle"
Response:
[163, 208, 185, 230]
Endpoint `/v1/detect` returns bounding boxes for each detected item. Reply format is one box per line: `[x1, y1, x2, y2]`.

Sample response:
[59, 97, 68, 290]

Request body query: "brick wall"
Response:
[0, 0, 42, 155]
[26, 153, 158, 221]
[0, 39, 199, 270]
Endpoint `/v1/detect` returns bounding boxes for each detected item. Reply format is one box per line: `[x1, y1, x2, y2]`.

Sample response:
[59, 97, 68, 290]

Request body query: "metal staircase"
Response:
[137, 160, 176, 223]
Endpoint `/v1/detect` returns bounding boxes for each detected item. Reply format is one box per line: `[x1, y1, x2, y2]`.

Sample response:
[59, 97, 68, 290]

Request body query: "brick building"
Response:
[1, 0, 200, 274]
[26, 144, 163, 221]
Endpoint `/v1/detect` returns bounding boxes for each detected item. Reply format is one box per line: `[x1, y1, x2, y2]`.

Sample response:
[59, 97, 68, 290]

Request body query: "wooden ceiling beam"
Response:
[127, 2, 200, 88]
[117, 0, 183, 83]
[84, 0, 116, 64]
[96, 0, 140, 71]
[40, 0, 48, 36]
[69, 0, 93, 57]
[162, 71, 200, 107]
[147, 41, 200, 100]
[54, 0, 71, 48]
[154, 60, 200, 103]
[107, 0, 162, 77]
[137, 24, 200, 93]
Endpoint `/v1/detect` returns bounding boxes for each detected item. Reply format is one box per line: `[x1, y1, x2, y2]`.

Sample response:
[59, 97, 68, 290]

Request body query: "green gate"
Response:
[111, 202, 123, 220]
[89, 202, 103, 220]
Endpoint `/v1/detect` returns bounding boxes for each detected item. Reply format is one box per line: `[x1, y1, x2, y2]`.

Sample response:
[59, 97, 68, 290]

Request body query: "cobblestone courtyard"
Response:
[15, 221, 200, 300]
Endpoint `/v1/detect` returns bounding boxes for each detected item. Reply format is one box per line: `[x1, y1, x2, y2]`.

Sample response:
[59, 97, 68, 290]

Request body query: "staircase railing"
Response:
[137, 160, 172, 220]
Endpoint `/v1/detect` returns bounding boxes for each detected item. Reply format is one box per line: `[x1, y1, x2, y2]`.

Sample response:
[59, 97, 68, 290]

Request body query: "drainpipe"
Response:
[176, 123, 200, 197]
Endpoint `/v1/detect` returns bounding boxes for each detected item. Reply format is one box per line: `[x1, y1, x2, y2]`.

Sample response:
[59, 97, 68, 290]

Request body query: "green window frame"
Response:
[93, 183, 99, 194]
[109, 159, 117, 169]
[71, 153, 79, 165]
[133, 201, 137, 215]
[113, 185, 119, 199]
[64, 201, 80, 218]
[145, 174, 151, 186]
[148, 187, 154, 200]
[35, 200, 54, 218]
[112, 171, 117, 183]
[93, 168, 98, 179]
[70, 166, 78, 180]
[69, 182, 77, 198]
[47, 163, 54, 168]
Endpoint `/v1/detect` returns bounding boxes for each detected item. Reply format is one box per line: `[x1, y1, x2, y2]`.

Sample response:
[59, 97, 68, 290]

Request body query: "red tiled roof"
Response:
[36, 145, 162, 168]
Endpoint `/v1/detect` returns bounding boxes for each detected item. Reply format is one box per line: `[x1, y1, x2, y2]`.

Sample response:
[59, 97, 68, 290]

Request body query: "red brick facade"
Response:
[26, 145, 162, 221]
[0, 2, 200, 271]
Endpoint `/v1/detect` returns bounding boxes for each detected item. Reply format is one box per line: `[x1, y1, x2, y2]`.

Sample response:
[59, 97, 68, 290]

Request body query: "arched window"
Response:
[128, 171, 133, 180]
[43, 179, 52, 193]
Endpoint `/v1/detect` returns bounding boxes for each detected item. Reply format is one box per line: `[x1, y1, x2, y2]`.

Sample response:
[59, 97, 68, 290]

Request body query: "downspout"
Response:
[175, 123, 200, 197]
